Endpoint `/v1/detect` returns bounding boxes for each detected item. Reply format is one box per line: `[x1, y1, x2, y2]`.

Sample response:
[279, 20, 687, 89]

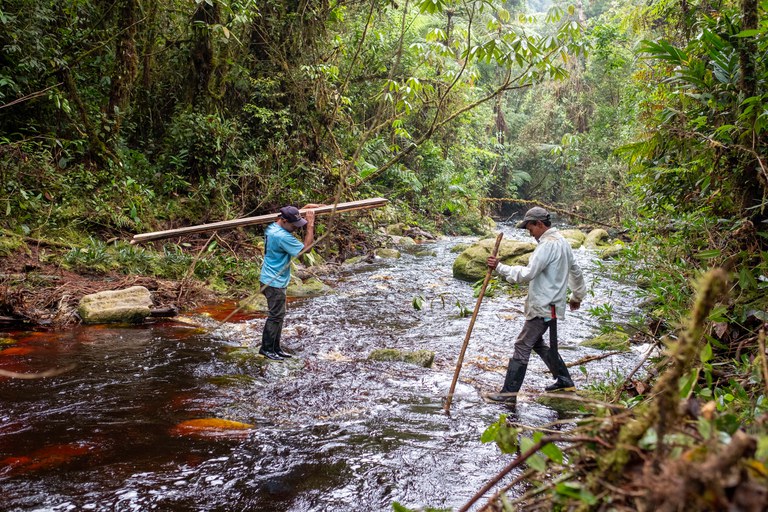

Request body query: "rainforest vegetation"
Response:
[1, 0, 767, 509]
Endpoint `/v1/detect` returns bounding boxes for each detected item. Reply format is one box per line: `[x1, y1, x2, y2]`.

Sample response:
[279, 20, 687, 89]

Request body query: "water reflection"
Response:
[0, 224, 640, 511]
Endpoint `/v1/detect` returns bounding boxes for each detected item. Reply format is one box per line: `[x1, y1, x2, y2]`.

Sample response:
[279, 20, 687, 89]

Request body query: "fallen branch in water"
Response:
[0, 364, 76, 379]
[566, 350, 624, 367]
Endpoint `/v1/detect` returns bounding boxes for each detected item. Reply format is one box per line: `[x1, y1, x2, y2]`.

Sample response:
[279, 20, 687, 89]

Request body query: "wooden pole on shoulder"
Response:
[130, 197, 388, 244]
[444, 232, 503, 414]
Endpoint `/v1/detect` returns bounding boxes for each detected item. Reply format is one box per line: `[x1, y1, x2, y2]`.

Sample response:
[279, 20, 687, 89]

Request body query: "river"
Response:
[0, 224, 642, 511]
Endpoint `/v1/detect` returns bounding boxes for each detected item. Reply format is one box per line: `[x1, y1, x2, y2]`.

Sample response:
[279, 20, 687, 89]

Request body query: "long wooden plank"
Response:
[131, 197, 388, 244]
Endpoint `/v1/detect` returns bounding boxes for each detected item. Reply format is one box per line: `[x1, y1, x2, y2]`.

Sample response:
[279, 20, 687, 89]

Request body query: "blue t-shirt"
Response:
[260, 222, 305, 288]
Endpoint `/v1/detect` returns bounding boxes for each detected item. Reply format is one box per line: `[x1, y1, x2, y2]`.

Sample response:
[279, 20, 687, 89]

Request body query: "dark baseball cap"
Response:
[515, 206, 550, 228]
[278, 206, 308, 227]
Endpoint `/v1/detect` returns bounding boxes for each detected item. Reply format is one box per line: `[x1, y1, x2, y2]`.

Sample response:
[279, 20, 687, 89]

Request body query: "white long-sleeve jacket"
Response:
[495, 227, 587, 320]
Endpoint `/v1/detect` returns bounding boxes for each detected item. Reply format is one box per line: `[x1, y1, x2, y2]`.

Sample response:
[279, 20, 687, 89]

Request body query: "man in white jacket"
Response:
[485, 206, 587, 406]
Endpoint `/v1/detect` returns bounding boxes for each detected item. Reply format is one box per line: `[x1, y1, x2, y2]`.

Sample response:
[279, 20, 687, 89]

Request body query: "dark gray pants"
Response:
[261, 285, 286, 353]
[512, 317, 554, 364]
[513, 317, 573, 383]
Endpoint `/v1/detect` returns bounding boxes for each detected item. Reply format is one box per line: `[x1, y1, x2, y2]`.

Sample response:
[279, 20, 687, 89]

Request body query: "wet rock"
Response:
[375, 248, 401, 259]
[77, 286, 152, 324]
[404, 226, 436, 240]
[342, 255, 370, 265]
[584, 228, 610, 249]
[288, 277, 333, 298]
[535, 393, 587, 415]
[452, 239, 536, 282]
[238, 278, 332, 311]
[450, 243, 470, 253]
[208, 374, 259, 387]
[384, 223, 409, 236]
[239, 293, 268, 313]
[600, 244, 625, 259]
[560, 229, 587, 249]
[368, 348, 435, 368]
[580, 331, 630, 351]
[387, 235, 416, 247]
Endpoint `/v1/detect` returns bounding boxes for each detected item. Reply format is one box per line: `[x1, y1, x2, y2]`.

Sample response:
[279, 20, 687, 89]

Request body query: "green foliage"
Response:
[481, 414, 521, 454]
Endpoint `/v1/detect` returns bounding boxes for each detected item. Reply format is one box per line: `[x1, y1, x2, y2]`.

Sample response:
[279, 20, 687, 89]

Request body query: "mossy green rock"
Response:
[560, 229, 586, 249]
[580, 331, 630, 351]
[584, 228, 610, 249]
[536, 393, 589, 415]
[600, 244, 625, 260]
[288, 277, 332, 298]
[385, 223, 409, 236]
[375, 248, 401, 259]
[239, 293, 268, 312]
[388, 235, 416, 247]
[368, 348, 435, 368]
[452, 239, 536, 282]
[343, 255, 368, 265]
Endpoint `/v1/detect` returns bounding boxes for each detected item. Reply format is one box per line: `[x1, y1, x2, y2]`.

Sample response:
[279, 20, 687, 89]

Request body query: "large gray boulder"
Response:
[78, 286, 152, 324]
[452, 238, 536, 282]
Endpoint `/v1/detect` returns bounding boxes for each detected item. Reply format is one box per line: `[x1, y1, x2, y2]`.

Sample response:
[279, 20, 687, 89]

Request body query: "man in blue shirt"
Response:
[259, 204, 318, 360]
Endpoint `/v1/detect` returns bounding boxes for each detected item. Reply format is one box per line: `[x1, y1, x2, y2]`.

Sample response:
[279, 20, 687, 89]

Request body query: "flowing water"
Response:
[0, 224, 643, 511]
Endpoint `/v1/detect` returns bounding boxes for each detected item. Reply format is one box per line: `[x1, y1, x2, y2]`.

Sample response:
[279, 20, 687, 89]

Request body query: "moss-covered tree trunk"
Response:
[105, 0, 139, 145]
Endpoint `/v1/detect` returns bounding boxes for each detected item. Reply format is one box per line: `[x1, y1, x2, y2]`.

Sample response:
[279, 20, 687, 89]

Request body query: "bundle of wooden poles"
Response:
[131, 197, 388, 244]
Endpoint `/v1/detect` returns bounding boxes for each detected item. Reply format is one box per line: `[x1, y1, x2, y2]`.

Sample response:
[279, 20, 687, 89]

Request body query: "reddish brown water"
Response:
[0, 227, 641, 511]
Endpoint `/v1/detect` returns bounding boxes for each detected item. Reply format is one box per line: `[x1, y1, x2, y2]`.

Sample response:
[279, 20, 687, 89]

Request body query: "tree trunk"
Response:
[106, 0, 140, 143]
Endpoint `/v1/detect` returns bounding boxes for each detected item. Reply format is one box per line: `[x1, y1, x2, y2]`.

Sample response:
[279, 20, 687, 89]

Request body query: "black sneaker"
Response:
[259, 350, 284, 361]
[544, 379, 575, 392]
[484, 392, 517, 405]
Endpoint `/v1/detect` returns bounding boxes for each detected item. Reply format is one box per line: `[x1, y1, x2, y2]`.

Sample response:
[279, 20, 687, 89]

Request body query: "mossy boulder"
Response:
[580, 331, 630, 351]
[239, 277, 332, 311]
[368, 348, 435, 368]
[560, 229, 587, 249]
[444, 213, 496, 236]
[288, 277, 332, 298]
[536, 393, 590, 415]
[452, 239, 536, 282]
[600, 244, 625, 260]
[385, 223, 409, 236]
[375, 248, 401, 259]
[387, 235, 417, 247]
[584, 228, 610, 249]
[342, 255, 368, 265]
[239, 293, 268, 312]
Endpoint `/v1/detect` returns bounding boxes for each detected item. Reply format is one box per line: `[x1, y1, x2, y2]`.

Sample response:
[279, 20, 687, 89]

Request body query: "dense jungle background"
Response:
[1, 0, 768, 510]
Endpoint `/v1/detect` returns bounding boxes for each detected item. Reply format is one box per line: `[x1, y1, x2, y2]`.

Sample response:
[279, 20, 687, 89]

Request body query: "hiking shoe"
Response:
[484, 392, 517, 405]
[259, 350, 284, 361]
[544, 379, 575, 392]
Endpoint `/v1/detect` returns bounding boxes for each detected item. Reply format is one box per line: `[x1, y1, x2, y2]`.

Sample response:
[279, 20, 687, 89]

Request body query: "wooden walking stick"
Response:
[444, 232, 503, 414]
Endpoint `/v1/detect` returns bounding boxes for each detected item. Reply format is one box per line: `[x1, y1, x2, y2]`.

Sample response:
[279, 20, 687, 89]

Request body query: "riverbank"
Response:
[0, 236, 223, 327]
